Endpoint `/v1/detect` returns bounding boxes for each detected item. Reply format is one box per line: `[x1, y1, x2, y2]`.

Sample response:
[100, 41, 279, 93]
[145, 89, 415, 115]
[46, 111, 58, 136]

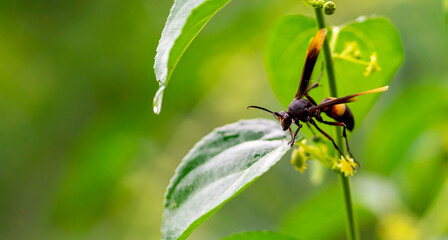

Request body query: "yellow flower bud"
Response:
[302, 0, 314, 6]
[324, 1, 336, 15]
[333, 156, 358, 176]
[290, 147, 308, 173]
[364, 52, 382, 76]
[378, 213, 420, 240]
[312, 0, 325, 8]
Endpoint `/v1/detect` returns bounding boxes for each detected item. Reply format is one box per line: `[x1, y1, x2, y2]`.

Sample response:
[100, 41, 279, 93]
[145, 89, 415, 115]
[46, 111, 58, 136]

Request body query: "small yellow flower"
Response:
[312, 0, 325, 8]
[337, 41, 360, 59]
[290, 146, 308, 173]
[334, 43, 382, 77]
[333, 156, 358, 176]
[378, 213, 420, 240]
[364, 52, 382, 76]
[352, 49, 361, 59]
[302, 0, 314, 6]
[291, 139, 337, 173]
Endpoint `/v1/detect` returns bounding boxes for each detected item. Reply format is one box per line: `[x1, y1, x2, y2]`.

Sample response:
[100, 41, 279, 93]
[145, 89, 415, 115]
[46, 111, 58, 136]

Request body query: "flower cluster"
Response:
[333, 41, 381, 76]
[290, 139, 335, 173]
[290, 139, 358, 177]
[332, 156, 358, 176]
[304, 0, 336, 15]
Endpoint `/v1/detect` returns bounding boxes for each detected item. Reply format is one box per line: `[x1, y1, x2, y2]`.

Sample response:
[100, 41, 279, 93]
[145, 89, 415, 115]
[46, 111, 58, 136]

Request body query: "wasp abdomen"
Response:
[320, 97, 355, 131]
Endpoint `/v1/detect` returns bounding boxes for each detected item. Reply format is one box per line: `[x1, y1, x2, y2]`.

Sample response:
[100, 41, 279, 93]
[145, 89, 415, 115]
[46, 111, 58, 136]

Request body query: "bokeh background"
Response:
[1, 0, 447, 239]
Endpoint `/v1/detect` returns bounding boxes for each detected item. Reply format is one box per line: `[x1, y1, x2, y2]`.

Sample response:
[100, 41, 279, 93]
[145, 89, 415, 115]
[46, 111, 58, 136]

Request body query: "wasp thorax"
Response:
[287, 99, 313, 122]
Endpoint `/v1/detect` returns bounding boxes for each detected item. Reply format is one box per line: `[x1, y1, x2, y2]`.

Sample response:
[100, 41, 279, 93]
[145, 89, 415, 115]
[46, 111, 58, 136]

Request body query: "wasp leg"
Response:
[309, 120, 345, 158]
[304, 70, 324, 105]
[288, 127, 294, 145]
[305, 93, 318, 106]
[306, 72, 323, 92]
[288, 124, 302, 147]
[305, 65, 324, 93]
[306, 83, 319, 94]
[318, 120, 359, 167]
[290, 123, 303, 147]
[306, 122, 319, 142]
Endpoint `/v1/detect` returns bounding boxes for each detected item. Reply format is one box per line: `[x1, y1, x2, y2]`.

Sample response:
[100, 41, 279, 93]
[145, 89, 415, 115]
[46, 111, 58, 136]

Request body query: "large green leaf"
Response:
[331, 17, 403, 123]
[221, 231, 299, 240]
[153, 0, 232, 114]
[265, 15, 403, 129]
[364, 84, 448, 174]
[444, 0, 448, 27]
[264, 15, 318, 109]
[162, 119, 292, 240]
[281, 185, 375, 239]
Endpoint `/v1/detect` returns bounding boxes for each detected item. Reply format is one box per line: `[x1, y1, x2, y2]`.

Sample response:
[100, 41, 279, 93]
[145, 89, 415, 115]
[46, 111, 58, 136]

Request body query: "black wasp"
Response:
[247, 28, 388, 164]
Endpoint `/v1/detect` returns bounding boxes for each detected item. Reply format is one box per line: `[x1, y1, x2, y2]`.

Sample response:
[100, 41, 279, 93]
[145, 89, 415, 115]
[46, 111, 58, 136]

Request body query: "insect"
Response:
[247, 28, 388, 164]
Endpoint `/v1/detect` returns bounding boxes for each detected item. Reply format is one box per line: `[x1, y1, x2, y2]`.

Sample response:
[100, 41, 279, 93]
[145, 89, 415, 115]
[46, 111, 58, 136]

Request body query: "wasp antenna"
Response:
[246, 105, 274, 114]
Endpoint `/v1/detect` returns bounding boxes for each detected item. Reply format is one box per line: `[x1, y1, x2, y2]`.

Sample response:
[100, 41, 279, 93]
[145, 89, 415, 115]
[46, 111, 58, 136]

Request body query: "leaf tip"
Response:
[153, 86, 165, 115]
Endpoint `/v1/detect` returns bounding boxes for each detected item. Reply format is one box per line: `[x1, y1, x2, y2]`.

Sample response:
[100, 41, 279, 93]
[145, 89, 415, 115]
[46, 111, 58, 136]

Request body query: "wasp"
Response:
[248, 28, 388, 164]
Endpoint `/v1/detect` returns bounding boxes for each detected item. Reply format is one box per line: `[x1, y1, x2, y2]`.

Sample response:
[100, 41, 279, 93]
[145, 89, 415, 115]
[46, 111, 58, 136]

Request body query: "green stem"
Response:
[339, 172, 358, 240]
[313, 6, 359, 240]
[313, 7, 337, 97]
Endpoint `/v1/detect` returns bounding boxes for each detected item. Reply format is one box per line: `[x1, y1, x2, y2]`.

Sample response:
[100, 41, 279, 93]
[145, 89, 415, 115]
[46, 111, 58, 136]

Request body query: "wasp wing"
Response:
[310, 86, 389, 111]
[295, 28, 327, 100]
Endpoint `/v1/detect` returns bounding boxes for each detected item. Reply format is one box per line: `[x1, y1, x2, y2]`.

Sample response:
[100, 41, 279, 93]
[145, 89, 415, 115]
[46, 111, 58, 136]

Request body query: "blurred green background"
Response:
[1, 0, 447, 239]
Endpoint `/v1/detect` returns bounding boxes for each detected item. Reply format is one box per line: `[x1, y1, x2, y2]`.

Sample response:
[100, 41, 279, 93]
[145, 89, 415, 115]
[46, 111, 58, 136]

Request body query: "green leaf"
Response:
[153, 0, 232, 114]
[331, 16, 403, 123]
[162, 119, 291, 240]
[364, 84, 448, 174]
[444, 0, 448, 27]
[265, 15, 403, 128]
[281, 185, 375, 239]
[221, 231, 300, 240]
[264, 14, 317, 108]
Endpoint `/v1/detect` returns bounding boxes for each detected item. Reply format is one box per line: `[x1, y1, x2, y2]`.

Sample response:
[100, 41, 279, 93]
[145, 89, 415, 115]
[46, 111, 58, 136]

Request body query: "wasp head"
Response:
[246, 105, 292, 131]
[276, 111, 292, 131]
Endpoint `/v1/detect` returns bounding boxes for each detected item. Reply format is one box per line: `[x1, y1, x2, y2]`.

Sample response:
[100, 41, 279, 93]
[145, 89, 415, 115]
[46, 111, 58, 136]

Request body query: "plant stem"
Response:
[313, 6, 359, 240]
[313, 7, 337, 97]
[339, 172, 358, 240]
